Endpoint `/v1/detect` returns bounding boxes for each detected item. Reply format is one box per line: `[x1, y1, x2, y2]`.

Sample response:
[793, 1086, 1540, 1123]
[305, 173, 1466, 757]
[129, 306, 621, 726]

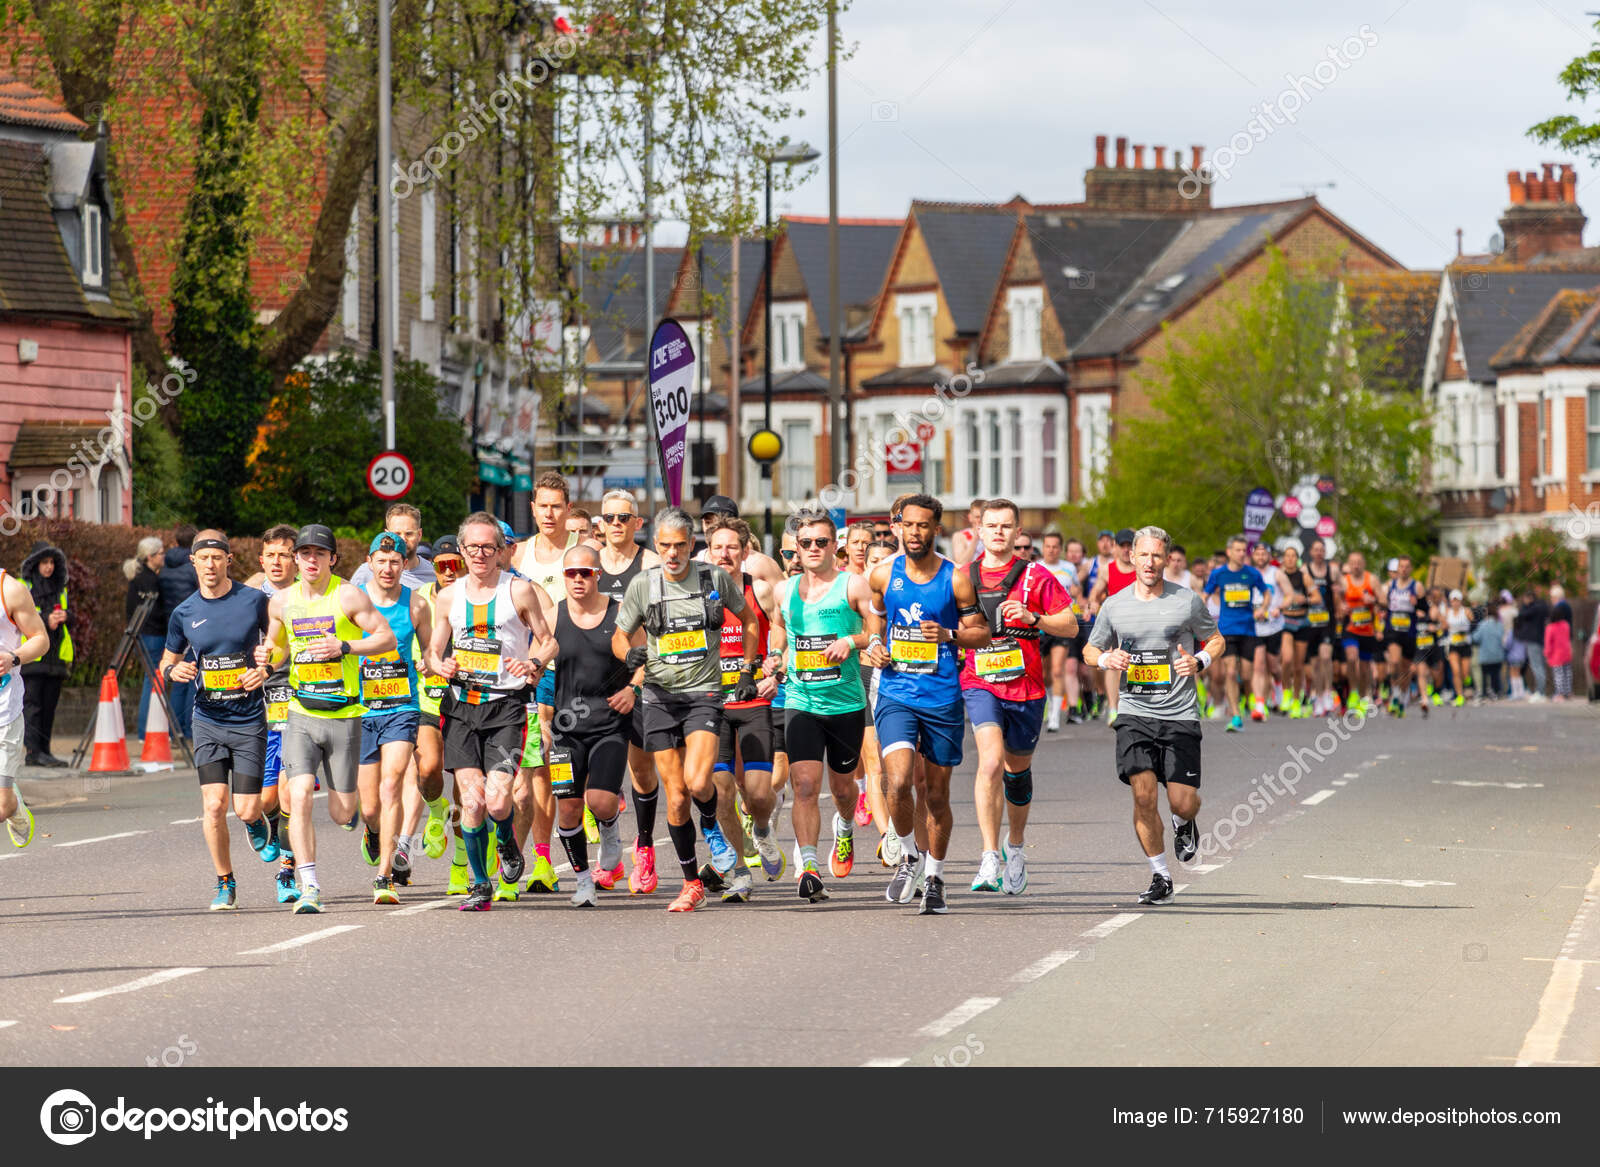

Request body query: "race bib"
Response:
[265, 683, 292, 723]
[1416, 632, 1435, 648]
[659, 628, 708, 659]
[792, 634, 842, 683]
[199, 652, 249, 700]
[1124, 647, 1174, 696]
[1389, 612, 1412, 632]
[1449, 632, 1468, 646]
[1349, 608, 1373, 628]
[1307, 606, 1330, 626]
[1223, 586, 1251, 607]
[454, 642, 503, 685]
[548, 747, 576, 797]
[293, 655, 342, 684]
[973, 636, 1025, 683]
[889, 625, 938, 674]
[360, 650, 412, 709]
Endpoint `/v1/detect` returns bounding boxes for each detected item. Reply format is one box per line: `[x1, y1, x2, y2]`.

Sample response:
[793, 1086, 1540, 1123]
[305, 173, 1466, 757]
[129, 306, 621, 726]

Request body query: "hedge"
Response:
[0, 518, 368, 687]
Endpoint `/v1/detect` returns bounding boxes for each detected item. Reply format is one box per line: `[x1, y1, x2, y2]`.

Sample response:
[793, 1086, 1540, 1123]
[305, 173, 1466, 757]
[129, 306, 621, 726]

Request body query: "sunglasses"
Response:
[797, 537, 832, 550]
[563, 567, 598, 580]
[600, 512, 635, 524]
[1014, 543, 1032, 552]
[433, 557, 465, 572]
[779, 548, 796, 562]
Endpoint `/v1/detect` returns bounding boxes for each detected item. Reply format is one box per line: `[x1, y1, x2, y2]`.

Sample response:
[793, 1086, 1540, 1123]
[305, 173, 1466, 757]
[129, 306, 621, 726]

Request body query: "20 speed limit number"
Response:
[367, 451, 415, 500]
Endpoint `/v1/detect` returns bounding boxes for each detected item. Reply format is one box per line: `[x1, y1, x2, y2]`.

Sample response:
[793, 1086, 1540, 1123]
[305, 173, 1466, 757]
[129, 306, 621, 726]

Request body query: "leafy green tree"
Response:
[1475, 526, 1583, 599]
[1529, 18, 1600, 157]
[1065, 247, 1437, 564]
[237, 351, 474, 536]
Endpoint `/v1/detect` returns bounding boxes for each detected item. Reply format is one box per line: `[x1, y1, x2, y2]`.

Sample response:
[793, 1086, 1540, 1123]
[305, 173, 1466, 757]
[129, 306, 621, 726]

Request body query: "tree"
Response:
[1475, 526, 1583, 600]
[1529, 18, 1600, 158]
[237, 351, 475, 535]
[1065, 247, 1437, 563]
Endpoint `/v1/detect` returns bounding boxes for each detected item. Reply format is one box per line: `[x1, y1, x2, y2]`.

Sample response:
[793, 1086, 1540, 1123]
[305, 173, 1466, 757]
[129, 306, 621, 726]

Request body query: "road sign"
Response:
[1282, 496, 1303, 520]
[1316, 515, 1337, 538]
[886, 441, 921, 475]
[1243, 486, 1275, 543]
[916, 422, 936, 442]
[1294, 483, 1321, 508]
[367, 451, 414, 500]
[1299, 504, 1321, 527]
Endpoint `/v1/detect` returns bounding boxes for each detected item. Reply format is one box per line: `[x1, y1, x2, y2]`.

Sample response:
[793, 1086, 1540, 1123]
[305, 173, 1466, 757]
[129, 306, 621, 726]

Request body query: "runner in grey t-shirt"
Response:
[1085, 526, 1223, 908]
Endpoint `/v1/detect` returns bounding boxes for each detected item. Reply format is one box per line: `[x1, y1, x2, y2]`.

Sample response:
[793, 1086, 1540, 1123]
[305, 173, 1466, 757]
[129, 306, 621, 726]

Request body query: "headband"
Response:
[192, 538, 230, 554]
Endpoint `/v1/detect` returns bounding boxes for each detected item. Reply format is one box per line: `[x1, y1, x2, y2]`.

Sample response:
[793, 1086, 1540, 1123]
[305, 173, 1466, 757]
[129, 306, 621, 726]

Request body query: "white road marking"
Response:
[170, 817, 202, 825]
[0, 854, 19, 861]
[1342, 772, 1360, 779]
[54, 967, 206, 1005]
[861, 1057, 909, 1067]
[1332, 780, 1348, 786]
[1376, 754, 1391, 760]
[0, 1020, 16, 1029]
[388, 898, 455, 917]
[1301, 790, 1336, 805]
[1432, 780, 1544, 789]
[1188, 863, 1228, 873]
[1013, 950, 1080, 982]
[1304, 875, 1456, 888]
[1082, 913, 1141, 939]
[237, 926, 362, 955]
[915, 997, 1001, 1038]
[54, 831, 150, 848]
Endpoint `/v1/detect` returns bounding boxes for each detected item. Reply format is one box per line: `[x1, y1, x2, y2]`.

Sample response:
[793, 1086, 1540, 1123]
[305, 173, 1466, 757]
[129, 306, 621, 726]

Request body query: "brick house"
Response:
[0, 78, 139, 525]
[1422, 164, 1600, 591]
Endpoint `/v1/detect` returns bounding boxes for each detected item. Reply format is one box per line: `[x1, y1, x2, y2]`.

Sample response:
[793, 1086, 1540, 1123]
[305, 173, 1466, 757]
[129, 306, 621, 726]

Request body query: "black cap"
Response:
[702, 495, 740, 518]
[295, 523, 337, 553]
[1115, 527, 1135, 545]
[432, 535, 461, 558]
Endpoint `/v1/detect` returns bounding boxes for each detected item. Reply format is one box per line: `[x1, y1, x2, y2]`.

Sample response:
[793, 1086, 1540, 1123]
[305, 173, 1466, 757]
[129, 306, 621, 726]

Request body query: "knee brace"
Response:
[1003, 767, 1033, 807]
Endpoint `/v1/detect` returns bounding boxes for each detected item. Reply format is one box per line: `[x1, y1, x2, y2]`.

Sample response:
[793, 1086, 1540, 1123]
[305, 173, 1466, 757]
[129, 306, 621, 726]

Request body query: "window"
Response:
[1589, 386, 1600, 471]
[771, 303, 807, 372]
[1076, 394, 1111, 498]
[420, 188, 437, 322]
[691, 439, 717, 486]
[896, 293, 936, 366]
[1042, 408, 1058, 498]
[986, 409, 1001, 495]
[1007, 408, 1023, 494]
[965, 410, 981, 496]
[97, 467, 118, 524]
[1007, 287, 1043, 362]
[81, 203, 104, 287]
[782, 419, 814, 500]
[342, 205, 361, 335]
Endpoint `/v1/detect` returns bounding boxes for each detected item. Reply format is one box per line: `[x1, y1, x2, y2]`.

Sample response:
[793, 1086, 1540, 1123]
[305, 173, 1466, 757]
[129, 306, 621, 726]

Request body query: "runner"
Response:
[1277, 544, 1309, 717]
[355, 531, 431, 903]
[1249, 542, 1287, 721]
[1087, 529, 1137, 722]
[767, 507, 878, 902]
[961, 500, 1075, 896]
[698, 495, 785, 587]
[160, 530, 274, 909]
[864, 493, 989, 915]
[397, 534, 457, 891]
[1085, 526, 1221, 906]
[425, 512, 556, 911]
[841, 521, 878, 829]
[1164, 545, 1194, 591]
[704, 517, 784, 900]
[843, 521, 873, 576]
[1379, 554, 1422, 717]
[595, 488, 662, 892]
[548, 543, 638, 906]
[1295, 538, 1340, 717]
[612, 507, 756, 913]
[1338, 552, 1381, 716]
[244, 524, 299, 899]
[255, 525, 397, 913]
[949, 499, 984, 567]
[1202, 536, 1267, 732]
[1037, 531, 1083, 732]
[0, 568, 52, 851]
[1444, 590, 1474, 707]
[1416, 586, 1446, 709]
[860, 537, 897, 859]
[348, 502, 435, 590]
[1064, 537, 1094, 720]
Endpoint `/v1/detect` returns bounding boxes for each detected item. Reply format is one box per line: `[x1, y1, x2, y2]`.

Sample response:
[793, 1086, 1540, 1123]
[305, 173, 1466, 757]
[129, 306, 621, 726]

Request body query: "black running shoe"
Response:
[1174, 818, 1198, 864]
[698, 862, 727, 894]
[918, 874, 948, 915]
[460, 881, 493, 911]
[798, 868, 829, 902]
[886, 855, 919, 903]
[1138, 873, 1174, 905]
[497, 839, 526, 884]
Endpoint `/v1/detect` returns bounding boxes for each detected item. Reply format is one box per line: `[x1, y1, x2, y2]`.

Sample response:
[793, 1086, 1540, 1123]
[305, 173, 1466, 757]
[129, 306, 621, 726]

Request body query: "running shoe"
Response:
[6, 797, 34, 848]
[881, 829, 902, 867]
[739, 800, 758, 868]
[1174, 817, 1198, 864]
[570, 876, 598, 908]
[1001, 844, 1028, 895]
[293, 886, 325, 914]
[886, 853, 922, 903]
[524, 853, 560, 894]
[854, 790, 872, 828]
[209, 875, 237, 911]
[1453, 694, 1465, 707]
[667, 880, 706, 912]
[447, 849, 470, 895]
[392, 842, 412, 886]
[245, 816, 271, 856]
[361, 826, 380, 867]
[702, 820, 738, 875]
[754, 831, 786, 880]
[340, 810, 360, 831]
[276, 864, 300, 904]
[721, 870, 753, 903]
[372, 875, 399, 905]
[597, 816, 623, 873]
[492, 876, 520, 903]
[830, 815, 854, 879]
[583, 805, 600, 846]
[1137, 873, 1174, 905]
[460, 881, 492, 911]
[918, 874, 948, 915]
[629, 843, 658, 894]
[497, 838, 527, 885]
[697, 862, 727, 894]
[1249, 699, 1266, 723]
[798, 867, 829, 903]
[260, 834, 280, 863]
[971, 850, 1002, 892]
[592, 860, 625, 891]
[1226, 715, 1243, 733]
[422, 801, 450, 858]
[1106, 708, 1118, 727]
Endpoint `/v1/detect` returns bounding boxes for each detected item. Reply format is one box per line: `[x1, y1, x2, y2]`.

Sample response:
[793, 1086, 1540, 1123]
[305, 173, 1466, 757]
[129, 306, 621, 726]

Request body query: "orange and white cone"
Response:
[88, 670, 132, 774]
[137, 677, 174, 772]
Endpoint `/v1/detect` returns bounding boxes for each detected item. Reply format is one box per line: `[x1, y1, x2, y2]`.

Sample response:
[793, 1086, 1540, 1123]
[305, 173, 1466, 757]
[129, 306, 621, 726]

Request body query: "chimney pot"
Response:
[1132, 144, 1145, 169]
[1153, 146, 1166, 169]
[1562, 165, 1578, 203]
[1094, 134, 1108, 168]
[1542, 162, 1556, 183]
[1507, 170, 1526, 205]
[1191, 145, 1204, 171]
[1115, 136, 1127, 168]
[1526, 171, 1540, 202]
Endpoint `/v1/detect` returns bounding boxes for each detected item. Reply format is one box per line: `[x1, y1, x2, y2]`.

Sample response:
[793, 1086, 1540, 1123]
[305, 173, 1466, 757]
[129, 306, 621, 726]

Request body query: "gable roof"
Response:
[1487, 286, 1600, 371]
[1535, 292, 1600, 366]
[0, 75, 87, 134]
[782, 217, 901, 340]
[911, 204, 1023, 334]
[1343, 270, 1441, 387]
[1447, 266, 1600, 382]
[671, 235, 765, 329]
[1021, 211, 1188, 349]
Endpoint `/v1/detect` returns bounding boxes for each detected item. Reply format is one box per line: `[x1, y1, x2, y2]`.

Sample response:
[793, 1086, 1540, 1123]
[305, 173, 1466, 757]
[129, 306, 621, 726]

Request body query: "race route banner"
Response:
[1242, 486, 1275, 548]
[647, 319, 696, 507]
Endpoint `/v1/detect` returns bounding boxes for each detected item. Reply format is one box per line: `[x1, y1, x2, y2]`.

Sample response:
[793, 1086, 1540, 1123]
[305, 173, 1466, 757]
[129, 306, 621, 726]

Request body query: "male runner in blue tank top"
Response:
[864, 494, 990, 915]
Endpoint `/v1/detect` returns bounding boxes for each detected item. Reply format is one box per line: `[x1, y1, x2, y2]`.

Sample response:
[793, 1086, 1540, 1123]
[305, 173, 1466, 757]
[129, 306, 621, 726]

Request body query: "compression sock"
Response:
[633, 786, 658, 847]
[693, 792, 719, 832]
[667, 819, 700, 881]
[463, 825, 489, 884]
[491, 813, 517, 859]
[557, 823, 589, 873]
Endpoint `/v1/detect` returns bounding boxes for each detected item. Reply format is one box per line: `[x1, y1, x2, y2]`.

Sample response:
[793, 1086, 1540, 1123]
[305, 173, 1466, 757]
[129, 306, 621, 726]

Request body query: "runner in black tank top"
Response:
[600, 546, 647, 604]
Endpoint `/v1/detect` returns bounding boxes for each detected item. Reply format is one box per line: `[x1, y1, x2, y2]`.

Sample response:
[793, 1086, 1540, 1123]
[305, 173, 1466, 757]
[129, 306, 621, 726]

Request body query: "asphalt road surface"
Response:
[2, 702, 1596, 1068]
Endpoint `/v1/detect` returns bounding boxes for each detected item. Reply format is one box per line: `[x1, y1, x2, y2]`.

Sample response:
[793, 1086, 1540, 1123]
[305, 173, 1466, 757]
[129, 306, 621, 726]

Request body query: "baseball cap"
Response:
[1098, 529, 1114, 538]
[369, 530, 407, 556]
[295, 524, 337, 553]
[702, 495, 740, 518]
[497, 519, 518, 544]
[1115, 527, 1135, 545]
[432, 535, 461, 558]
[1450, 589, 1464, 601]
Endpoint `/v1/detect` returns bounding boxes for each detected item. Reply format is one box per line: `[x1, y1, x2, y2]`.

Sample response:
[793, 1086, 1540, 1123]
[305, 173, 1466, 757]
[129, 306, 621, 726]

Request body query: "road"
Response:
[2, 702, 1596, 1068]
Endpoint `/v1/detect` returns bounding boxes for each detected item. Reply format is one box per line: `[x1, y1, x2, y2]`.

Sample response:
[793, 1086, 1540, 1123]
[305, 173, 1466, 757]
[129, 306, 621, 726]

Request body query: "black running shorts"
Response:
[785, 708, 867, 774]
[1115, 714, 1201, 788]
[638, 685, 723, 752]
[771, 705, 787, 756]
[717, 702, 774, 768]
[1222, 634, 1259, 659]
[549, 728, 628, 799]
[441, 692, 526, 777]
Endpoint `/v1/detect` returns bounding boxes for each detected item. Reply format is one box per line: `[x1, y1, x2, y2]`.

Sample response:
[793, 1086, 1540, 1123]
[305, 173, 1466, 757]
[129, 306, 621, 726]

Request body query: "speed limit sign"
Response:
[367, 451, 414, 500]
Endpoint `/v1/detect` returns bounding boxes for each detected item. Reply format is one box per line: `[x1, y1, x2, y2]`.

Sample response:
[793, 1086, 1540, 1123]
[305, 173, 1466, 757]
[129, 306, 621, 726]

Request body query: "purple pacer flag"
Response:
[647, 319, 696, 507]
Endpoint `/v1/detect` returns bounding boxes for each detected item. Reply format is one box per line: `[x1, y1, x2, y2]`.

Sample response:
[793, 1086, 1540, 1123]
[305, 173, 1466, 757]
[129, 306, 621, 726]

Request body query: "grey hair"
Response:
[563, 542, 600, 568]
[652, 507, 695, 540]
[601, 488, 638, 511]
[1133, 525, 1171, 556]
[136, 535, 164, 559]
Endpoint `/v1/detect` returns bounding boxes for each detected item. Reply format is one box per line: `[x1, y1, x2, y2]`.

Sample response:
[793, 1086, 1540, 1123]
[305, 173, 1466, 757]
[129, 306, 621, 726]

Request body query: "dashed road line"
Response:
[1432, 780, 1544, 789]
[1081, 913, 1141, 939]
[388, 898, 456, 917]
[1301, 790, 1336, 806]
[1012, 950, 1080, 982]
[55, 967, 207, 1005]
[1188, 863, 1228, 873]
[1304, 875, 1455, 888]
[0, 1020, 17, 1029]
[170, 817, 203, 825]
[915, 996, 1001, 1038]
[55, 831, 150, 848]
[238, 926, 362, 955]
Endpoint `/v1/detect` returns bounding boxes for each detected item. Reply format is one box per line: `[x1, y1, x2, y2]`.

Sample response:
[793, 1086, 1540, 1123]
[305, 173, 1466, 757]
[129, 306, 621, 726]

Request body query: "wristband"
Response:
[1195, 649, 1212, 671]
[529, 656, 545, 674]
[338, 639, 351, 656]
[1099, 656, 1118, 671]
[867, 633, 883, 647]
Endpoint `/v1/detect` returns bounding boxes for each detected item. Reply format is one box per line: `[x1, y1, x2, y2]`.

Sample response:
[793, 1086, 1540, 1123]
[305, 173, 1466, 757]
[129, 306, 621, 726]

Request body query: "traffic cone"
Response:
[88, 670, 132, 774]
[137, 677, 174, 772]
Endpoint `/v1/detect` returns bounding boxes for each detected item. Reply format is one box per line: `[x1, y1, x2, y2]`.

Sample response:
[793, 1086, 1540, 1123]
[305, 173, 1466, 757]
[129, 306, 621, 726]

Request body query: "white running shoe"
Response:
[970, 850, 1002, 892]
[570, 874, 597, 908]
[881, 830, 903, 866]
[753, 830, 785, 880]
[1001, 844, 1028, 895]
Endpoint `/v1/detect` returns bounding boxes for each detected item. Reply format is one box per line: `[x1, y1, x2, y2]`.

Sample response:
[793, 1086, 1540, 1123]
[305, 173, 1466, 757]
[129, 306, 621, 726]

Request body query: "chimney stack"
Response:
[1153, 145, 1166, 169]
[1191, 145, 1203, 171]
[1499, 160, 1586, 262]
[1132, 144, 1145, 169]
[1085, 133, 1209, 212]
[1095, 134, 1108, 168]
[1114, 136, 1127, 168]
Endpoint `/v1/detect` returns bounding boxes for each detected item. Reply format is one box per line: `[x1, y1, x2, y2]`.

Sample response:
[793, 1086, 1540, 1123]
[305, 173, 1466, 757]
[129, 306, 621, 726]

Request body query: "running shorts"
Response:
[1114, 714, 1201, 788]
[549, 729, 628, 799]
[441, 692, 525, 777]
[771, 705, 786, 756]
[1222, 634, 1259, 659]
[716, 702, 774, 771]
[361, 708, 420, 765]
[282, 710, 360, 793]
[638, 685, 723, 752]
[961, 689, 1045, 755]
[1342, 635, 1377, 662]
[785, 707, 866, 774]
[193, 715, 267, 794]
[873, 695, 964, 768]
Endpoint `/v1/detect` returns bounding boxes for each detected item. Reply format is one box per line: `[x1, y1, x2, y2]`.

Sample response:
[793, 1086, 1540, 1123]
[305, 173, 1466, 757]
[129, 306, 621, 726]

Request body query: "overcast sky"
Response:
[745, 0, 1600, 270]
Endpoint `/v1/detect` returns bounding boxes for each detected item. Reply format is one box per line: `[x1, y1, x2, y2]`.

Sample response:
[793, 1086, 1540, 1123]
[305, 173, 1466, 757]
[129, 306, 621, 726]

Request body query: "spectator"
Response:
[1499, 590, 1526, 699]
[19, 542, 73, 766]
[126, 535, 166, 735]
[1513, 589, 1550, 701]
[158, 523, 199, 741]
[1549, 583, 1573, 625]
[1587, 620, 1600, 701]
[1545, 601, 1573, 702]
[1472, 606, 1506, 699]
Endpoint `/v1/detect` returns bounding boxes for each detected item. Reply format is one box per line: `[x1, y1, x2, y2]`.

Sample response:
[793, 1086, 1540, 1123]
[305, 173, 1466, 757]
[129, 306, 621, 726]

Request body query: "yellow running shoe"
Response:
[422, 798, 450, 859]
[523, 852, 559, 894]
[447, 843, 470, 895]
[492, 876, 520, 902]
[583, 805, 599, 846]
[6, 796, 34, 848]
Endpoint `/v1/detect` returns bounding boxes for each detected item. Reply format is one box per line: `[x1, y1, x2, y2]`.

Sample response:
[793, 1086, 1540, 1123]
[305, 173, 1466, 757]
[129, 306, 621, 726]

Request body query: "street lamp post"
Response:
[760, 141, 820, 553]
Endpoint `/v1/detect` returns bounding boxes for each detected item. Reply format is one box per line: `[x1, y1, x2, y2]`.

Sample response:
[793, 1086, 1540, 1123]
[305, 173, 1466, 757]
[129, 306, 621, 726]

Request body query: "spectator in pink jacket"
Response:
[1544, 608, 1573, 701]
